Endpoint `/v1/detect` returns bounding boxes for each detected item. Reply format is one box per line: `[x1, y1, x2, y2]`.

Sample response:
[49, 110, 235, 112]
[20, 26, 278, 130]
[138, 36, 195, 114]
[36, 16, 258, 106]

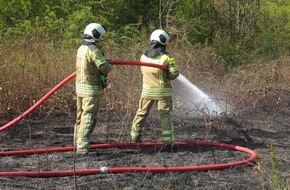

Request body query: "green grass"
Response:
[254, 144, 288, 190]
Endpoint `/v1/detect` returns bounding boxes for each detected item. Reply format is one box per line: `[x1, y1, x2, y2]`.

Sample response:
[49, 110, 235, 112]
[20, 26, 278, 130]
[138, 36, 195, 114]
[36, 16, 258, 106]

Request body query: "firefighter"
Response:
[74, 23, 113, 155]
[130, 29, 179, 148]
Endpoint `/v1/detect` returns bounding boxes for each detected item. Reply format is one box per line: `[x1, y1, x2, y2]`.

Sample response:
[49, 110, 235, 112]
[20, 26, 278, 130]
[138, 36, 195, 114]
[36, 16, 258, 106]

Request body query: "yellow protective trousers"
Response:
[74, 96, 100, 154]
[131, 97, 175, 143]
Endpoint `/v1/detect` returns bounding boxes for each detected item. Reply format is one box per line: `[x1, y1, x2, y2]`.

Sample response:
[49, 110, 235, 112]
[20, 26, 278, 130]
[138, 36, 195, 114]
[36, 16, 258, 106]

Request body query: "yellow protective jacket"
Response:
[140, 53, 179, 99]
[76, 42, 112, 97]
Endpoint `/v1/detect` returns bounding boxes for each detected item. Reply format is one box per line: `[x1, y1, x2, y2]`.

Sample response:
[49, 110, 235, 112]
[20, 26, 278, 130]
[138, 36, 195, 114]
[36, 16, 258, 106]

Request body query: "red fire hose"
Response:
[0, 60, 256, 177]
[0, 60, 166, 132]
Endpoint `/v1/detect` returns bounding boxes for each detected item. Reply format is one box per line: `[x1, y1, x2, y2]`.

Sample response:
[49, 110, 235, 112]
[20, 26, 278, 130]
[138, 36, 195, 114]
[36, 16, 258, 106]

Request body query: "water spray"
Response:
[172, 74, 229, 119]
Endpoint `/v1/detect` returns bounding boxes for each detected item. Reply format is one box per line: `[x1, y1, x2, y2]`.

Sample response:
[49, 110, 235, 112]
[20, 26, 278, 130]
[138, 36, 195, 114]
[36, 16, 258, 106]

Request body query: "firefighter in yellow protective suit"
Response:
[74, 23, 113, 155]
[130, 29, 179, 147]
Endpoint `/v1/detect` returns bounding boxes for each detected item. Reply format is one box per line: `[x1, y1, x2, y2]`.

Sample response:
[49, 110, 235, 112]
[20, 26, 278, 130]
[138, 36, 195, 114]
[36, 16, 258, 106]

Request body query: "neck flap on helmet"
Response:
[144, 40, 167, 58]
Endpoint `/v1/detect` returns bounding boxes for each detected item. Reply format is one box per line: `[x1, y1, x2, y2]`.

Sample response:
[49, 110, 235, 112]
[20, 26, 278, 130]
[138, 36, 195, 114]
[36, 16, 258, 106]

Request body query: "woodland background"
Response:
[1, 0, 290, 62]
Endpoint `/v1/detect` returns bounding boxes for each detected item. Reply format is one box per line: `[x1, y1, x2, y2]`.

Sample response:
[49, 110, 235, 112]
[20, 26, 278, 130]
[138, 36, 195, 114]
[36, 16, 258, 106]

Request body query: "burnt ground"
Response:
[0, 92, 290, 190]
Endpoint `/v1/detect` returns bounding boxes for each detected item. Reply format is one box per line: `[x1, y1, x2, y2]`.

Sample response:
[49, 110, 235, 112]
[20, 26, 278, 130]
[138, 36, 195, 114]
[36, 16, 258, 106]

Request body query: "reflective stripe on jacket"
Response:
[140, 53, 179, 99]
[76, 44, 112, 97]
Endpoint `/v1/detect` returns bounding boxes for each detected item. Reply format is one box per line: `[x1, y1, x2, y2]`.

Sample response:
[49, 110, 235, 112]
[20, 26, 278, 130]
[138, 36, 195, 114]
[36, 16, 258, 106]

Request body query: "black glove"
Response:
[100, 74, 108, 89]
[106, 59, 112, 64]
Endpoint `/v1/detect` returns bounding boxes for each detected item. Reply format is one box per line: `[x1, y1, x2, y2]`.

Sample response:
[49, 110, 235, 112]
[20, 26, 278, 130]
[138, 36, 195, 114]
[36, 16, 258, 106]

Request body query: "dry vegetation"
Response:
[0, 41, 290, 189]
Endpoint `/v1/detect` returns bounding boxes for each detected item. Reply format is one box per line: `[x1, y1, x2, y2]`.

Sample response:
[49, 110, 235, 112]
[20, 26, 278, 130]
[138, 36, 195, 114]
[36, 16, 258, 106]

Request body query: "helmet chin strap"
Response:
[83, 35, 98, 43]
[84, 38, 96, 43]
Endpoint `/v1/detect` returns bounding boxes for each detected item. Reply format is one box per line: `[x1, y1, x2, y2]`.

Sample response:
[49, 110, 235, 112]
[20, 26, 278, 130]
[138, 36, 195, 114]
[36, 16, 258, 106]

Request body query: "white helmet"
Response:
[150, 29, 170, 45]
[84, 23, 106, 41]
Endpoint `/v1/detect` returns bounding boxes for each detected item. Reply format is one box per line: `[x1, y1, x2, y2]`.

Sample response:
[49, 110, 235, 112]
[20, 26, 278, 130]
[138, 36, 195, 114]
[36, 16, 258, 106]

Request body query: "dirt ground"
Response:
[0, 87, 290, 190]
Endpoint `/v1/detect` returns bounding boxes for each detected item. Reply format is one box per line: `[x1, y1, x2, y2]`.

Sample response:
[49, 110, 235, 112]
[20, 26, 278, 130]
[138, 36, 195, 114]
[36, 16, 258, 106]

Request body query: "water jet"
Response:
[172, 74, 229, 119]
